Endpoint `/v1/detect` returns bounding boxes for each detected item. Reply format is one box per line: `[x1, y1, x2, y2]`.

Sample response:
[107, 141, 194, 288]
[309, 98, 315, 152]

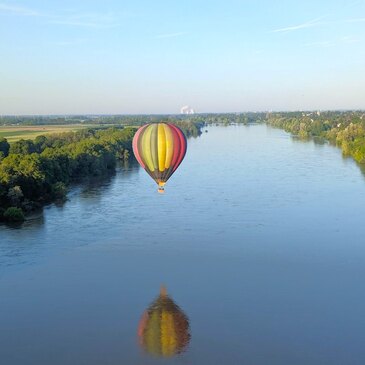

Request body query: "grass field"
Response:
[0, 125, 93, 143]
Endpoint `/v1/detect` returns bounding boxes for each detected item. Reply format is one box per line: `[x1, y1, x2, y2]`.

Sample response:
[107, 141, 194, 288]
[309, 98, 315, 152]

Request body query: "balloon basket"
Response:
[158, 181, 165, 194]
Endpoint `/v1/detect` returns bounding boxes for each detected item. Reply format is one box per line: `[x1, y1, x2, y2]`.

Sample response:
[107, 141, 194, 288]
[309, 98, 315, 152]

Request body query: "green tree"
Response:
[3, 207, 25, 222]
[0, 137, 10, 157]
[7, 186, 24, 206]
[9, 139, 36, 155]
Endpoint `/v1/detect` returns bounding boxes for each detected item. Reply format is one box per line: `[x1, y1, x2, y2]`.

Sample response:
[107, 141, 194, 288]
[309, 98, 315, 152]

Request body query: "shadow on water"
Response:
[0, 172, 117, 230]
[0, 161, 140, 270]
[3, 160, 141, 229]
[285, 129, 365, 181]
[77, 159, 140, 199]
[356, 160, 365, 178]
[138, 286, 190, 358]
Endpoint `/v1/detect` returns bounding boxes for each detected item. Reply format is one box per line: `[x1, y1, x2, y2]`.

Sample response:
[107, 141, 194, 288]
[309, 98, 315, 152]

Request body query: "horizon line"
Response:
[1, 109, 365, 118]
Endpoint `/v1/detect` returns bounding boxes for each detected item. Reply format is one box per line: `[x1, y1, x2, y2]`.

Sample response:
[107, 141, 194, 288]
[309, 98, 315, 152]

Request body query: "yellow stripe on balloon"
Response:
[161, 311, 177, 357]
[168, 313, 177, 355]
[150, 124, 159, 170]
[146, 311, 161, 356]
[163, 124, 174, 169]
[142, 125, 155, 172]
[158, 124, 166, 172]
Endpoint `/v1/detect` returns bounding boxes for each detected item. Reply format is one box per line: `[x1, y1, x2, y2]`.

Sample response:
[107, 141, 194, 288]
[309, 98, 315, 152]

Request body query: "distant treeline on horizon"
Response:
[1, 111, 364, 128]
[0, 113, 263, 126]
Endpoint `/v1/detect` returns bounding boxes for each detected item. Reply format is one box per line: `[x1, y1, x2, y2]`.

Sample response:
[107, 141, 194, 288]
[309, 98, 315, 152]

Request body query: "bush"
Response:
[51, 182, 67, 200]
[7, 185, 24, 206]
[0, 137, 10, 157]
[3, 207, 25, 222]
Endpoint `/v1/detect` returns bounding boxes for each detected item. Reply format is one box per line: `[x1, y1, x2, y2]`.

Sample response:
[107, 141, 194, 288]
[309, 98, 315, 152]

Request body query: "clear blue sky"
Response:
[0, 0, 364, 114]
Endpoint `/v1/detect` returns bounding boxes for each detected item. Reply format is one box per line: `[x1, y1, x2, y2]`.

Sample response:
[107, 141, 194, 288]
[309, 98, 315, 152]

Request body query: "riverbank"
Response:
[0, 121, 204, 222]
[0, 127, 135, 222]
[265, 111, 365, 164]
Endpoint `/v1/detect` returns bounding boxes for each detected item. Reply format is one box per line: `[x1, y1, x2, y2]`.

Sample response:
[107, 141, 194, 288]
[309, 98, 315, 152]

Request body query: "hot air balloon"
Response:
[133, 123, 187, 192]
[137, 287, 190, 357]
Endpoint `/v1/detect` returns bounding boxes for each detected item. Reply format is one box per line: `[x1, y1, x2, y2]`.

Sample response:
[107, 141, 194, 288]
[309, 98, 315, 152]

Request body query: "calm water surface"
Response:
[1, 125, 365, 364]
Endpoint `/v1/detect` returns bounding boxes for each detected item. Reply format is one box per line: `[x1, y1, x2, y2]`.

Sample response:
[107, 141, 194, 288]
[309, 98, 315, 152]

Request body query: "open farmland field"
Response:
[0, 125, 94, 142]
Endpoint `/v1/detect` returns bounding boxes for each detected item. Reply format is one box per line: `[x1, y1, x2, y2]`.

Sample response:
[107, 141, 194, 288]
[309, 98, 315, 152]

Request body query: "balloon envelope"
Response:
[133, 123, 187, 191]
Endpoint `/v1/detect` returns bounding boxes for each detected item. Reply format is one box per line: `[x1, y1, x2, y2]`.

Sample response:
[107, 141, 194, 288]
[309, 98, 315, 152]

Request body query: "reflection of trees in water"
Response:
[0, 162, 141, 267]
[80, 160, 141, 198]
[357, 163, 365, 179]
[0, 213, 46, 268]
[290, 135, 365, 181]
[19, 161, 140, 225]
[78, 170, 116, 199]
[117, 159, 140, 175]
[64, 160, 139, 200]
[138, 287, 190, 358]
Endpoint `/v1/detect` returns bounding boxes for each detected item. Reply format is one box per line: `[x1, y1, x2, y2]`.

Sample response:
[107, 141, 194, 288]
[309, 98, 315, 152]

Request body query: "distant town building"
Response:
[180, 105, 195, 114]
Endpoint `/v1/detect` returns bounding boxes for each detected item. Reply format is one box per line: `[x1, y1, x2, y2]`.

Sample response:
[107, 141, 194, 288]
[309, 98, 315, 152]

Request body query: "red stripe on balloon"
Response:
[170, 125, 181, 168]
[168, 124, 187, 172]
[133, 124, 149, 168]
[137, 311, 149, 338]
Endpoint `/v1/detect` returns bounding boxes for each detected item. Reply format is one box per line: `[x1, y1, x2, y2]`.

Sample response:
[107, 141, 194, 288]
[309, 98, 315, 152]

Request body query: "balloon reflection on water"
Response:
[137, 286, 190, 357]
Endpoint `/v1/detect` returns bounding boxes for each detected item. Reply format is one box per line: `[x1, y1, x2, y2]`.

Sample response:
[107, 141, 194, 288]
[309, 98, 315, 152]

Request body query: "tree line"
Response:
[0, 127, 135, 222]
[265, 111, 365, 164]
[0, 113, 263, 128]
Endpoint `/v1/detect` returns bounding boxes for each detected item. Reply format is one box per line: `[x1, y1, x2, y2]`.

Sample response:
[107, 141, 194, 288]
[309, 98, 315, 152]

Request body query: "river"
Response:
[1, 124, 365, 364]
